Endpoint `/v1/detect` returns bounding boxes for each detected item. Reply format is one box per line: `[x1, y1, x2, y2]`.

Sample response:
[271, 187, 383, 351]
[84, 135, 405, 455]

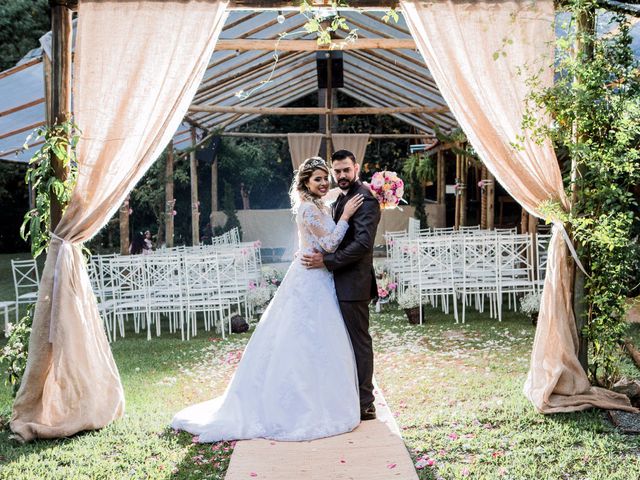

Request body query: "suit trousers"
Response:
[338, 300, 374, 408]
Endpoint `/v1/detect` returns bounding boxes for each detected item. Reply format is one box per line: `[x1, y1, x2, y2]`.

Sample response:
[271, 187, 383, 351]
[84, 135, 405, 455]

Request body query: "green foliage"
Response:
[402, 153, 434, 228]
[0, 304, 33, 397]
[0, 162, 29, 253]
[215, 182, 242, 239]
[20, 121, 79, 259]
[0, 0, 50, 70]
[435, 127, 480, 165]
[526, 6, 640, 386]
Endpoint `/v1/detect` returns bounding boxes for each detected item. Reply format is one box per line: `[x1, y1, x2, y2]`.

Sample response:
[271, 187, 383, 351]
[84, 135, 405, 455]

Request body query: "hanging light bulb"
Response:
[277, 11, 285, 24]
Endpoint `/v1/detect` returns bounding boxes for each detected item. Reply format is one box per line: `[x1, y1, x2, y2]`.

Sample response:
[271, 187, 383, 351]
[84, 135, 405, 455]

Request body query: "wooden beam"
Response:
[0, 57, 42, 80]
[228, 0, 399, 8]
[189, 105, 449, 115]
[0, 98, 45, 119]
[215, 132, 435, 139]
[0, 121, 46, 141]
[214, 38, 416, 51]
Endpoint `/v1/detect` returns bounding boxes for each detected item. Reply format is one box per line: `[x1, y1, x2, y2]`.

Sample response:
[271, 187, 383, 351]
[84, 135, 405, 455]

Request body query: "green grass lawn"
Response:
[0, 305, 639, 479]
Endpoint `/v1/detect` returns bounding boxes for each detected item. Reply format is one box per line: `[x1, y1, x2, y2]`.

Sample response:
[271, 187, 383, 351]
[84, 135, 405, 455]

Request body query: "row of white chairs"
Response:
[386, 228, 551, 324]
[88, 241, 262, 341]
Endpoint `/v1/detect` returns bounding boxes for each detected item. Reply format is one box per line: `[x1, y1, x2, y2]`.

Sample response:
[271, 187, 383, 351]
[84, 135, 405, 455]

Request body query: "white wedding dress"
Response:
[171, 201, 360, 442]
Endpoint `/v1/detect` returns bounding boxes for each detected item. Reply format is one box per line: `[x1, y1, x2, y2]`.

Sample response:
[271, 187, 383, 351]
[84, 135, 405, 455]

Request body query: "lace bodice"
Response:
[296, 201, 349, 255]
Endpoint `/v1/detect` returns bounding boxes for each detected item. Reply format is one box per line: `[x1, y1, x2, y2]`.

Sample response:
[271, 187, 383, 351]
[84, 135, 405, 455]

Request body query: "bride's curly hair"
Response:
[290, 157, 330, 212]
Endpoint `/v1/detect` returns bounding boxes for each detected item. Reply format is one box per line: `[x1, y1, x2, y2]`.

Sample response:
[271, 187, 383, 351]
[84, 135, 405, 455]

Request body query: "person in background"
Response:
[129, 231, 145, 255]
[143, 230, 153, 254]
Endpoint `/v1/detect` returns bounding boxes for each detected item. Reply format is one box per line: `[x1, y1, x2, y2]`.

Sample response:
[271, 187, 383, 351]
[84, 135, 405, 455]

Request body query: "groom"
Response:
[302, 149, 381, 421]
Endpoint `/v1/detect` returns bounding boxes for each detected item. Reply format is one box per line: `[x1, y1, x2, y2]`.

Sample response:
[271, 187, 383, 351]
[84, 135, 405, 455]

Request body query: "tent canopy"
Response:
[0, 7, 639, 163]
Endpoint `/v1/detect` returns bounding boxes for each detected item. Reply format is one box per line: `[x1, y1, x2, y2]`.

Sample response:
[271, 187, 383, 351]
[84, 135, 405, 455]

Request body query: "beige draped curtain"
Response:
[402, 0, 634, 413]
[11, 0, 229, 442]
[331, 133, 370, 167]
[287, 133, 324, 170]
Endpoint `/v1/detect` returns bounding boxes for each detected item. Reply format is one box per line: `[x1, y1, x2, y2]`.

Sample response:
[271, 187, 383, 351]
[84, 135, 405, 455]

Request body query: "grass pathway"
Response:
[0, 307, 639, 479]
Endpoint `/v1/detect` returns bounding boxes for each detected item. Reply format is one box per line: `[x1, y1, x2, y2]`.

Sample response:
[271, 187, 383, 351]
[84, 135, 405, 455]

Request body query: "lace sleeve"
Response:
[301, 203, 349, 253]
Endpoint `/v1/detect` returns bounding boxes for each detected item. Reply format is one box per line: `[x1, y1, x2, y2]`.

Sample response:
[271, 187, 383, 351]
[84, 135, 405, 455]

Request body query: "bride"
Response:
[172, 157, 365, 442]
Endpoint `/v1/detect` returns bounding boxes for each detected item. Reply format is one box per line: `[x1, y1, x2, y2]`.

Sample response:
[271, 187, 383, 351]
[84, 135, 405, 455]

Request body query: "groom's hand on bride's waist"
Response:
[301, 250, 324, 269]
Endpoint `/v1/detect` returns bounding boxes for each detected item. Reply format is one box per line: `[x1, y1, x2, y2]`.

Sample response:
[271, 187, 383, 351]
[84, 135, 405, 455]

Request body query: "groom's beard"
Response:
[337, 177, 357, 191]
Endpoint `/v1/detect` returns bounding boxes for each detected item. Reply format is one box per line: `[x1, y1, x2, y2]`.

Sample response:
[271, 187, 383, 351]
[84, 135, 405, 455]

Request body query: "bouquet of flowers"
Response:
[262, 267, 283, 288]
[369, 171, 405, 209]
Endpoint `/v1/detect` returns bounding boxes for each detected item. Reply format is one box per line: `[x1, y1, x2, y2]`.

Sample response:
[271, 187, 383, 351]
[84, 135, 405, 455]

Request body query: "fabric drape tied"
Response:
[11, 0, 230, 442]
[401, 0, 635, 413]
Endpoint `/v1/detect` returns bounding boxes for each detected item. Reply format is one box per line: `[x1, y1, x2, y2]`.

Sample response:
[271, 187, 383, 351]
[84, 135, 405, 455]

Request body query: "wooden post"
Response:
[459, 153, 468, 227]
[211, 156, 219, 213]
[165, 141, 175, 248]
[486, 171, 495, 230]
[480, 165, 487, 229]
[520, 209, 529, 234]
[49, 1, 73, 230]
[240, 183, 250, 209]
[190, 128, 200, 246]
[325, 51, 333, 159]
[119, 196, 130, 255]
[570, 5, 596, 373]
[454, 152, 461, 229]
[436, 150, 445, 204]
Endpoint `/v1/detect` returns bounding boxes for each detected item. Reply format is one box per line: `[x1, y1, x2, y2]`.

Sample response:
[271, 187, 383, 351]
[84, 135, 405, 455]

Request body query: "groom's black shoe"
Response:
[360, 403, 376, 421]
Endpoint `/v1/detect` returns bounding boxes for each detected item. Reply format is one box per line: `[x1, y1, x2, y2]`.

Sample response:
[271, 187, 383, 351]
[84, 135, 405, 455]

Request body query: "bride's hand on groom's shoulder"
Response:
[301, 250, 324, 269]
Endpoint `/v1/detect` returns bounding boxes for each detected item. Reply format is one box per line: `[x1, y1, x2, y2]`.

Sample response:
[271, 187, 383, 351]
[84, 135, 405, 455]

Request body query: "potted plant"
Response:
[520, 292, 542, 326]
[397, 287, 422, 324]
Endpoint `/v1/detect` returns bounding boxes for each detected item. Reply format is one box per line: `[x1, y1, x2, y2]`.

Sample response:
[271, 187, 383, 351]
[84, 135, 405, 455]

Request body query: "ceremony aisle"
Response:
[1, 308, 639, 479]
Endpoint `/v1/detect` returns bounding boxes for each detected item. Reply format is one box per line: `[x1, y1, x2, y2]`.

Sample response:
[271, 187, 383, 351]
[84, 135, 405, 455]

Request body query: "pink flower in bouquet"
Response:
[378, 287, 389, 298]
[371, 174, 385, 189]
[369, 171, 405, 209]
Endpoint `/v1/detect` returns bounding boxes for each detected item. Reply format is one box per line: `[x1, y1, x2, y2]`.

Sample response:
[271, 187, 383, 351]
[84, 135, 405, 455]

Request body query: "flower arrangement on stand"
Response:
[247, 281, 273, 316]
[520, 291, 542, 326]
[369, 171, 405, 210]
[374, 266, 397, 312]
[247, 268, 285, 319]
[397, 287, 422, 324]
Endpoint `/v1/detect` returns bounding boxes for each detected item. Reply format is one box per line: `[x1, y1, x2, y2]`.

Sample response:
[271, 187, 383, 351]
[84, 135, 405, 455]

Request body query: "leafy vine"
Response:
[20, 120, 79, 258]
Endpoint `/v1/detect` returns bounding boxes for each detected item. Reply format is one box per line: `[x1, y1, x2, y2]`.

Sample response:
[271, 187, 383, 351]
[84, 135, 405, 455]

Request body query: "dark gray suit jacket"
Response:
[324, 181, 381, 302]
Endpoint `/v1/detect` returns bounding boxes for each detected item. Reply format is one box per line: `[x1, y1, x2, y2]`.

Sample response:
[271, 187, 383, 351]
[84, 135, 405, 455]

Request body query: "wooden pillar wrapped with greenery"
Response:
[531, 1, 640, 385]
[49, 0, 73, 230]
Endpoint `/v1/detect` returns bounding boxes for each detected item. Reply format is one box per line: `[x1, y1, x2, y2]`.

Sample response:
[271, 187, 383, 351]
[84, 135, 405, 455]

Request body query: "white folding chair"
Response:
[497, 234, 537, 310]
[11, 259, 40, 322]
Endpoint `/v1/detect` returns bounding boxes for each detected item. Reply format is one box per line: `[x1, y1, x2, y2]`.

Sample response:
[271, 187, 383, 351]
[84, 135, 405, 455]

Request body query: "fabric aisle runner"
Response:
[224, 382, 417, 479]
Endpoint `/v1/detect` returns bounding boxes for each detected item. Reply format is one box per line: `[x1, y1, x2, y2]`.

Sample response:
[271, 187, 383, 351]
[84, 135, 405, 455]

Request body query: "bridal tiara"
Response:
[305, 157, 327, 170]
